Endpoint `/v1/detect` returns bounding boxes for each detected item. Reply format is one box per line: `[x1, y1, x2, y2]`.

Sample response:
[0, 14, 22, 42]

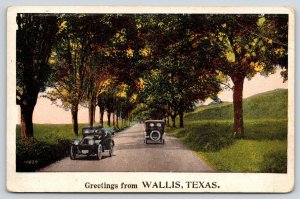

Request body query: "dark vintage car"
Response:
[144, 120, 165, 144]
[70, 126, 115, 160]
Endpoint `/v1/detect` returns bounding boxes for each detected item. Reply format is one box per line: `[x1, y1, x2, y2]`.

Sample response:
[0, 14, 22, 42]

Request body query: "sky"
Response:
[17, 70, 288, 124]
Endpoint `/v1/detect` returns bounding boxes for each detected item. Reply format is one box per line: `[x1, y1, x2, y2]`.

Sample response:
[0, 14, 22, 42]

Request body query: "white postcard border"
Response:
[7, 6, 295, 193]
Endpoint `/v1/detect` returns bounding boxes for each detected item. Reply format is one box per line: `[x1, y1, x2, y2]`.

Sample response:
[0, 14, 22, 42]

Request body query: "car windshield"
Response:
[82, 136, 93, 144]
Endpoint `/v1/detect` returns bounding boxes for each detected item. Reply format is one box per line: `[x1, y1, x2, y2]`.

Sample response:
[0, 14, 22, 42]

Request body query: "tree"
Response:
[83, 65, 104, 127]
[94, 15, 146, 127]
[138, 15, 221, 128]
[201, 14, 288, 138]
[97, 90, 107, 127]
[16, 14, 59, 141]
[46, 15, 93, 136]
[80, 15, 133, 127]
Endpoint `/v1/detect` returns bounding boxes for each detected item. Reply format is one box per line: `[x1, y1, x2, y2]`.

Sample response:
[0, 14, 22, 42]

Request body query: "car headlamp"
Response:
[73, 140, 80, 145]
[88, 140, 94, 145]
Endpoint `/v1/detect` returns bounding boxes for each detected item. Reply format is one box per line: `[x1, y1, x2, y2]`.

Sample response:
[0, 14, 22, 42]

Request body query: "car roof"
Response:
[145, 120, 164, 123]
[83, 136, 95, 139]
[82, 126, 103, 129]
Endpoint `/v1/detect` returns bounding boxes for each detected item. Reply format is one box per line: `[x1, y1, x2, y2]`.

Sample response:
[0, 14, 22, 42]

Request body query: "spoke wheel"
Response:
[109, 141, 114, 157]
[97, 144, 103, 160]
[70, 146, 76, 160]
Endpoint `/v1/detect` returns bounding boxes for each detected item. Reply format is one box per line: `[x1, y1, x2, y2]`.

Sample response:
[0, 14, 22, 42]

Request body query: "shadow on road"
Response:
[74, 154, 115, 161]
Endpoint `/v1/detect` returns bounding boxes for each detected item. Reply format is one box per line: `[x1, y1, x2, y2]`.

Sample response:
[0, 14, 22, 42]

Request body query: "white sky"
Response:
[17, 70, 288, 124]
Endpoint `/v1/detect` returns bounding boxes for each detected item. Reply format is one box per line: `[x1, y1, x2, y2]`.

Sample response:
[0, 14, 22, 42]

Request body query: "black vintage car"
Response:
[70, 126, 115, 160]
[144, 120, 165, 144]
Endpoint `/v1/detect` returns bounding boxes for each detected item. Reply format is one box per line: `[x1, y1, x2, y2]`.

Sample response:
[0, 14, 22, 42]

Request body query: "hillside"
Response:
[185, 89, 288, 120]
[167, 89, 288, 172]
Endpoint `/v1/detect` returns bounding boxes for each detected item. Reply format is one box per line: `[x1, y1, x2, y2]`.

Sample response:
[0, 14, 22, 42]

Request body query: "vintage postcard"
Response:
[7, 6, 294, 192]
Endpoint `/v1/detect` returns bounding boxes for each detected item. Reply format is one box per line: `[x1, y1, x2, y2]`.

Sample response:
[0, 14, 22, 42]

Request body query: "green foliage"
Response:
[167, 89, 288, 173]
[16, 14, 60, 97]
[204, 14, 288, 78]
[138, 15, 221, 124]
[16, 139, 71, 172]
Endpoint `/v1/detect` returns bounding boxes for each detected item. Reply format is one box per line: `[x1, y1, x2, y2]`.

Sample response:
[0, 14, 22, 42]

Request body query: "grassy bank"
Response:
[167, 89, 288, 173]
[16, 121, 131, 172]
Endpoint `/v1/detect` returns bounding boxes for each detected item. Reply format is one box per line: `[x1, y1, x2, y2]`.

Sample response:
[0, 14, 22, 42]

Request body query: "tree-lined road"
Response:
[40, 124, 213, 172]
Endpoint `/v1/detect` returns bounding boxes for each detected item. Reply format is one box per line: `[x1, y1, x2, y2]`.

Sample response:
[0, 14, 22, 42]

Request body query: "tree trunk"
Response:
[107, 112, 111, 127]
[167, 116, 170, 127]
[116, 111, 119, 129]
[112, 111, 115, 127]
[99, 108, 104, 127]
[71, 104, 79, 136]
[179, 111, 184, 128]
[232, 76, 245, 138]
[20, 104, 35, 142]
[93, 105, 96, 124]
[88, 101, 95, 127]
[171, 115, 176, 128]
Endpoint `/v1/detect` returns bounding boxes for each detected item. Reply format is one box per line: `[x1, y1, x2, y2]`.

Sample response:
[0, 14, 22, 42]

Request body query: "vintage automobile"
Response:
[70, 126, 115, 160]
[144, 120, 165, 144]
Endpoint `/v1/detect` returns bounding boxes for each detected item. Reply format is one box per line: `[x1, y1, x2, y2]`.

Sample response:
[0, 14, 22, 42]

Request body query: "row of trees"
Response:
[136, 14, 288, 134]
[17, 14, 144, 139]
[17, 14, 288, 142]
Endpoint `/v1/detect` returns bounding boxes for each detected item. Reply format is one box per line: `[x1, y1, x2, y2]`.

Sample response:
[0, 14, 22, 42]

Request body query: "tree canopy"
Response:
[16, 13, 288, 141]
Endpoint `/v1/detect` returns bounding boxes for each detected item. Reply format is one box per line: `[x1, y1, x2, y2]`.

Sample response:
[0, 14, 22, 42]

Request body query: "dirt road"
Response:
[40, 123, 213, 172]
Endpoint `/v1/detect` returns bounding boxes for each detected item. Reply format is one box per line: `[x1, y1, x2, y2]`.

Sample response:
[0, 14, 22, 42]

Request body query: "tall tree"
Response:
[201, 14, 288, 138]
[46, 15, 92, 136]
[16, 14, 59, 141]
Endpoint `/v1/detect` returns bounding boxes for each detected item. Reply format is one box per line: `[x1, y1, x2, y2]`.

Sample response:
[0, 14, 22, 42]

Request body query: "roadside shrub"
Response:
[16, 139, 71, 172]
[185, 127, 234, 152]
[169, 122, 235, 152]
[260, 149, 287, 173]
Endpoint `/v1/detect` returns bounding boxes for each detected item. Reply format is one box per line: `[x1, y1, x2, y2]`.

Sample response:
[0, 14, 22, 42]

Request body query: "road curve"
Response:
[40, 123, 213, 172]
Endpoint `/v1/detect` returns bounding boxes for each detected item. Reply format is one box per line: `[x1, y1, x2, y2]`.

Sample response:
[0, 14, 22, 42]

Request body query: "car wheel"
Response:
[70, 146, 76, 160]
[150, 130, 161, 141]
[109, 141, 114, 157]
[97, 144, 103, 160]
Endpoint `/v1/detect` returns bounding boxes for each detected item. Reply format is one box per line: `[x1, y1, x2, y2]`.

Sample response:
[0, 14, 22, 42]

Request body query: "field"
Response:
[166, 89, 288, 173]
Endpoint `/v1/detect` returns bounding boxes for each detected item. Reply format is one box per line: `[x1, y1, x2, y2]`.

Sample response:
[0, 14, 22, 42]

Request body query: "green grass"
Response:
[167, 89, 288, 173]
[199, 140, 287, 173]
[185, 89, 288, 120]
[16, 121, 130, 143]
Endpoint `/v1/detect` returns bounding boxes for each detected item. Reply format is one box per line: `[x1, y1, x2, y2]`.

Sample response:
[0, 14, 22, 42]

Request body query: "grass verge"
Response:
[167, 119, 287, 173]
